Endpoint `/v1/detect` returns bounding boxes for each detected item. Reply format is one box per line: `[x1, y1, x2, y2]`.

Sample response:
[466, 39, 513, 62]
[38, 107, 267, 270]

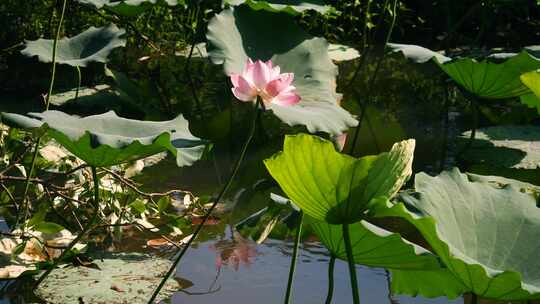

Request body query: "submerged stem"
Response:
[33, 166, 100, 288]
[284, 211, 304, 304]
[147, 99, 262, 304]
[343, 224, 360, 304]
[324, 255, 336, 304]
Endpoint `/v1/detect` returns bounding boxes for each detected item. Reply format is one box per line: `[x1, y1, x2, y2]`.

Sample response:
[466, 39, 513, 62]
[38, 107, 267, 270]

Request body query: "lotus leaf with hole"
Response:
[1, 111, 205, 167]
[207, 7, 357, 136]
[372, 168, 540, 300]
[263, 133, 414, 224]
[21, 25, 126, 67]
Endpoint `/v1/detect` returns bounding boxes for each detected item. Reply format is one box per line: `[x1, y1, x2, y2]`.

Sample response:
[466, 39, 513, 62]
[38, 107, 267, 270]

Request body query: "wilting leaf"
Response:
[388, 43, 540, 99]
[310, 217, 441, 270]
[461, 125, 540, 169]
[223, 0, 332, 15]
[373, 168, 540, 300]
[264, 134, 414, 224]
[1, 110, 206, 167]
[21, 25, 126, 67]
[207, 7, 357, 135]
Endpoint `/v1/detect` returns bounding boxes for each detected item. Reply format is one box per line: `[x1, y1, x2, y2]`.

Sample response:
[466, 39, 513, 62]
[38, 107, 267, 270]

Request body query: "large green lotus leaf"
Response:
[390, 268, 467, 300]
[372, 168, 540, 300]
[460, 125, 540, 169]
[21, 25, 125, 67]
[521, 70, 540, 99]
[206, 7, 357, 136]
[0, 111, 205, 167]
[263, 133, 415, 224]
[310, 218, 441, 270]
[519, 93, 540, 113]
[388, 43, 540, 99]
[223, 0, 331, 15]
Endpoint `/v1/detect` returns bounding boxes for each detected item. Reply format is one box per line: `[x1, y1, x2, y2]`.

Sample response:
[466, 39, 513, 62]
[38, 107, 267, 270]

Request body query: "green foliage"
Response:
[375, 168, 540, 300]
[264, 134, 414, 224]
[1, 111, 205, 167]
[21, 24, 126, 67]
[207, 6, 357, 135]
[309, 217, 440, 270]
[223, 0, 332, 15]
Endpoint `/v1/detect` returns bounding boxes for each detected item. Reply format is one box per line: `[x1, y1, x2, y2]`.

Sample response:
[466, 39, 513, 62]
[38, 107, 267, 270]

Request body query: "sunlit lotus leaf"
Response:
[1, 111, 205, 167]
[207, 7, 357, 135]
[388, 43, 540, 99]
[36, 252, 179, 303]
[327, 43, 360, 62]
[21, 25, 126, 67]
[373, 168, 540, 300]
[387, 43, 451, 64]
[223, 0, 331, 15]
[460, 125, 540, 169]
[310, 217, 440, 270]
[521, 70, 540, 99]
[264, 134, 414, 224]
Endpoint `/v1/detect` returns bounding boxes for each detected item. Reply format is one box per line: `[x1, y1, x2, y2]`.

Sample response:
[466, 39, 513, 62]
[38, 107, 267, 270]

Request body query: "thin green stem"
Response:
[284, 211, 304, 304]
[33, 166, 100, 288]
[324, 255, 336, 304]
[75, 66, 82, 101]
[343, 224, 360, 304]
[20, 0, 67, 230]
[147, 99, 262, 304]
[348, 0, 398, 156]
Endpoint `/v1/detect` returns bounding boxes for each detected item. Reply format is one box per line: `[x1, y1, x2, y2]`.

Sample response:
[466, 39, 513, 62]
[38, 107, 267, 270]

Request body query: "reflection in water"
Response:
[209, 231, 257, 272]
[172, 226, 462, 304]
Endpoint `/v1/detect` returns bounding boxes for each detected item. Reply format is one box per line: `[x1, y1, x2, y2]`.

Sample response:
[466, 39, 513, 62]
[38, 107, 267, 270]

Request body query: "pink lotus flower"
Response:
[230, 59, 301, 106]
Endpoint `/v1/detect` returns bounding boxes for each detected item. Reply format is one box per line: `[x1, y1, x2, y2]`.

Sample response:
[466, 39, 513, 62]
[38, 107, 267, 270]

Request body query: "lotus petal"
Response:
[207, 7, 357, 136]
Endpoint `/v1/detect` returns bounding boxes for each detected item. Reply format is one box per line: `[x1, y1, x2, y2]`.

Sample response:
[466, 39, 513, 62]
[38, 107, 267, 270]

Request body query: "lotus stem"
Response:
[33, 166, 100, 288]
[343, 223, 360, 304]
[348, 0, 398, 156]
[284, 211, 304, 304]
[20, 0, 67, 229]
[147, 98, 262, 304]
[75, 66, 81, 101]
[324, 255, 336, 304]
[459, 94, 479, 155]
[470, 293, 478, 304]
